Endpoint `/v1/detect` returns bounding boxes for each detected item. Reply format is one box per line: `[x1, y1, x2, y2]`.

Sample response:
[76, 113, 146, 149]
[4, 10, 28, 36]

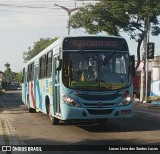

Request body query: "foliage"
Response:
[23, 37, 58, 62]
[4, 62, 22, 83]
[70, 2, 129, 35]
[15, 72, 23, 83]
[4, 65, 12, 81]
[12, 72, 23, 83]
[70, 0, 160, 69]
[123, 0, 160, 40]
[71, 0, 160, 37]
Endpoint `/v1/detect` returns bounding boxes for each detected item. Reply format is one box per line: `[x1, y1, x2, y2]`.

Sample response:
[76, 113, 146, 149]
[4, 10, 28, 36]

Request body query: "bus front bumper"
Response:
[60, 103, 133, 120]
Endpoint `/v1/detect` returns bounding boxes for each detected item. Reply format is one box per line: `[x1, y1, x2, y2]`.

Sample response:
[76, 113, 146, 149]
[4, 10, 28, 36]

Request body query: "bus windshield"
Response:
[62, 51, 131, 90]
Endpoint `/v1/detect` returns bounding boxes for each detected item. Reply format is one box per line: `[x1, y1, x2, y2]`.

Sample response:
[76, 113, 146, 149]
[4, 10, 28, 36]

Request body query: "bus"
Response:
[22, 36, 135, 125]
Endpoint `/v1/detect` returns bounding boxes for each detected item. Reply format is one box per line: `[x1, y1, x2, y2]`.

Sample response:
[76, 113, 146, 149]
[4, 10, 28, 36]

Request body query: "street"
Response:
[0, 90, 160, 154]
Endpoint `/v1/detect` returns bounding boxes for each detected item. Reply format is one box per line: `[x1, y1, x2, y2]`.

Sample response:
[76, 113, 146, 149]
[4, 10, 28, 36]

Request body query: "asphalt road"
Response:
[0, 90, 160, 154]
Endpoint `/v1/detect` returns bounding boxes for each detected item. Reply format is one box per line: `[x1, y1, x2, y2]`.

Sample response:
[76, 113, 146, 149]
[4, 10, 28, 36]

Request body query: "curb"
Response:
[134, 102, 160, 109]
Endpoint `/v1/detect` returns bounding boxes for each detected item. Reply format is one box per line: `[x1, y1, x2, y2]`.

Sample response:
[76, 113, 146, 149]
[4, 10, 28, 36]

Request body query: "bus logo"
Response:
[97, 102, 102, 107]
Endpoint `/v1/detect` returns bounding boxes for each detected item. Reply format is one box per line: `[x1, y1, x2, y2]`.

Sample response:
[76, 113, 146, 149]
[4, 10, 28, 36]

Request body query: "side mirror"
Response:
[130, 55, 135, 76]
[56, 59, 62, 70]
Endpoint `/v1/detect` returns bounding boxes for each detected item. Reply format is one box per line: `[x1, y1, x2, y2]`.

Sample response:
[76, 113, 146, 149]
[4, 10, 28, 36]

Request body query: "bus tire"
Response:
[50, 115, 59, 125]
[46, 100, 59, 125]
[49, 105, 59, 125]
[27, 94, 36, 113]
[29, 108, 36, 113]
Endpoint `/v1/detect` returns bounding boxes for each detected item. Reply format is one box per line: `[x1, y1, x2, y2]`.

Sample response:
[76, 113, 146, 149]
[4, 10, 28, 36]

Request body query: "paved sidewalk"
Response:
[0, 93, 5, 145]
[0, 93, 23, 144]
[0, 93, 7, 154]
[0, 93, 31, 154]
[0, 118, 5, 145]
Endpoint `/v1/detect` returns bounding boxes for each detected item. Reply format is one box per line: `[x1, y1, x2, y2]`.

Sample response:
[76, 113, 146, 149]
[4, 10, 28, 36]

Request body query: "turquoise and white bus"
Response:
[22, 36, 135, 125]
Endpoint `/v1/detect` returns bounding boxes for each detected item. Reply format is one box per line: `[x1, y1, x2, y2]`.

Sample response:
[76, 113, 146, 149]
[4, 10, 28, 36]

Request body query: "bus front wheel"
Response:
[27, 95, 35, 113]
[46, 102, 59, 125]
[50, 115, 59, 125]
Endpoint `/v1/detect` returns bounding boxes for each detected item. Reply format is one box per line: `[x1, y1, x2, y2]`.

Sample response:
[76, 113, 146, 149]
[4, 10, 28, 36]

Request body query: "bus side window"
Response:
[46, 51, 52, 77]
[38, 57, 42, 79]
[38, 55, 46, 79]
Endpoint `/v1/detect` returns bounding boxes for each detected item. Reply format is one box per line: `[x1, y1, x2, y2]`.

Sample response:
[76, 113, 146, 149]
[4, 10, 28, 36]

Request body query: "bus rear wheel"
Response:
[47, 102, 59, 125]
[29, 107, 36, 113]
[27, 95, 35, 113]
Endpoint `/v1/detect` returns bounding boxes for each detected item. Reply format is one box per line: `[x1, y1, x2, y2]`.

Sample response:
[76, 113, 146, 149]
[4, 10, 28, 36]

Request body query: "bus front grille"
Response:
[87, 109, 113, 115]
[77, 94, 121, 101]
[83, 103, 116, 108]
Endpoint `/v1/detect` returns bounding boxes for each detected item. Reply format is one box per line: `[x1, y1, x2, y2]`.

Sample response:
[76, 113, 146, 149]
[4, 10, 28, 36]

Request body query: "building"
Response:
[0, 71, 5, 90]
[133, 55, 160, 100]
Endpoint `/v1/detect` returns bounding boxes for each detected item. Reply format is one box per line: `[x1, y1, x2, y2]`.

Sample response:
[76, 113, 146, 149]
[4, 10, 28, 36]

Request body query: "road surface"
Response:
[0, 90, 160, 154]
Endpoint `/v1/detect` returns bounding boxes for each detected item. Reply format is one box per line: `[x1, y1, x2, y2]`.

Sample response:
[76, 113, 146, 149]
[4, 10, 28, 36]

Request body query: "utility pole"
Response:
[54, 3, 79, 35]
[140, 16, 150, 103]
[140, 50, 145, 103]
[145, 17, 150, 103]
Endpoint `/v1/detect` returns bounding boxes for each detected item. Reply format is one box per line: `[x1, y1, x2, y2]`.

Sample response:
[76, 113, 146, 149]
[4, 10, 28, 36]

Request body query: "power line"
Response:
[0, 4, 78, 16]
[0, 3, 82, 10]
[0, 9, 67, 16]
[0, 1, 98, 16]
[27, 0, 100, 1]
[0, 0, 99, 8]
[0, 3, 59, 9]
[13, 0, 75, 1]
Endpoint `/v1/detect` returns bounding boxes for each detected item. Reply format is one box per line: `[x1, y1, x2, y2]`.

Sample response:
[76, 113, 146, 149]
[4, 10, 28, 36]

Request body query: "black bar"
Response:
[0, 145, 160, 151]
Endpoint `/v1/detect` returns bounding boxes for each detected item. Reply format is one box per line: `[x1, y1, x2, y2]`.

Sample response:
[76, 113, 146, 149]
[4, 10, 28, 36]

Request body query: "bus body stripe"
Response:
[36, 81, 42, 110]
[30, 82, 36, 108]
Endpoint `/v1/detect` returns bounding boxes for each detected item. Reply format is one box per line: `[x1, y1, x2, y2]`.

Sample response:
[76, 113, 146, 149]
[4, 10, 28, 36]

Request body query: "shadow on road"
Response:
[1, 91, 160, 134]
[76, 112, 160, 133]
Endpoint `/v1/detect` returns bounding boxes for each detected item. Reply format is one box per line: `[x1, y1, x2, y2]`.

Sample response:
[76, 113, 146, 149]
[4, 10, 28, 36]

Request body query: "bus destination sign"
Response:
[63, 37, 128, 51]
[72, 40, 118, 48]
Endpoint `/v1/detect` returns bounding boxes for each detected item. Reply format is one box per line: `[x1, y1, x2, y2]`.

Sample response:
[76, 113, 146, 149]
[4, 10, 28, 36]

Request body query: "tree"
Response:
[14, 72, 23, 83]
[70, 0, 160, 69]
[23, 37, 58, 62]
[4, 62, 12, 82]
[70, 1, 129, 35]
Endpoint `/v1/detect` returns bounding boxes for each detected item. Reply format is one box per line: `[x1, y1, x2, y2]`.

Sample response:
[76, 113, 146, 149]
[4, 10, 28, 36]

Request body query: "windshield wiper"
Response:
[102, 50, 115, 65]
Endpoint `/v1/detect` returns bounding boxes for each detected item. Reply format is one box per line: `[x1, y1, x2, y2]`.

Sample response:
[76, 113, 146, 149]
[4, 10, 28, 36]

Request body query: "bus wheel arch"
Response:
[45, 95, 59, 125]
[45, 96, 50, 115]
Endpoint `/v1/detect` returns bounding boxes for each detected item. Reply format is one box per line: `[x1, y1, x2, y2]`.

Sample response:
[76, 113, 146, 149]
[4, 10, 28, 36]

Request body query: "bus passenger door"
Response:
[53, 55, 61, 116]
[22, 69, 28, 105]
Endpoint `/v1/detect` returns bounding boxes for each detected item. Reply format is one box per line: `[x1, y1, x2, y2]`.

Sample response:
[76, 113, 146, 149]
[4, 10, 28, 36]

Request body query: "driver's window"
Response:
[115, 55, 127, 74]
[63, 53, 98, 84]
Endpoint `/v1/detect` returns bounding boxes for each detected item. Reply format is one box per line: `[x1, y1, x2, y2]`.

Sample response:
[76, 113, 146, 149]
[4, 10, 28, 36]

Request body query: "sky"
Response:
[0, 0, 160, 73]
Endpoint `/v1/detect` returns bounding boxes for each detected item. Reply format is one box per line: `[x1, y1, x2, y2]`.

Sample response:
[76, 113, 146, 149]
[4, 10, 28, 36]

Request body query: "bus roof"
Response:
[23, 35, 128, 68]
[62, 36, 128, 51]
[23, 37, 63, 67]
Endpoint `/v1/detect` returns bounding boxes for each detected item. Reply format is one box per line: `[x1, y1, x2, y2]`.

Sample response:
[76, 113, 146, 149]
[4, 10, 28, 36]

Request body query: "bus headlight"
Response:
[62, 95, 81, 107]
[118, 95, 132, 106]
